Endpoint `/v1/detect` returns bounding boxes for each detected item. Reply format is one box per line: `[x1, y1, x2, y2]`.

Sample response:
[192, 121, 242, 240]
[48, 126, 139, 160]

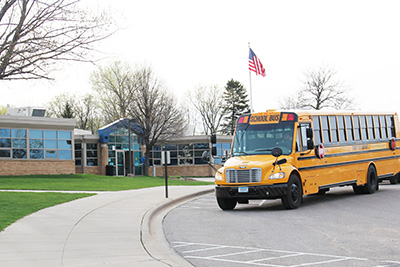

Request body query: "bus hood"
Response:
[224, 155, 279, 170]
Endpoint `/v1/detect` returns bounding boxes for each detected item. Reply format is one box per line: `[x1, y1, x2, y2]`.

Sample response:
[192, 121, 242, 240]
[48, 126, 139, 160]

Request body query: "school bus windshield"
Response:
[232, 122, 295, 156]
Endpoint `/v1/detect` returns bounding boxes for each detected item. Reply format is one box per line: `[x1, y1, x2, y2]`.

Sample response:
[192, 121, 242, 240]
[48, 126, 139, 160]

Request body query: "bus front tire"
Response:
[281, 174, 303, 209]
[217, 197, 237, 210]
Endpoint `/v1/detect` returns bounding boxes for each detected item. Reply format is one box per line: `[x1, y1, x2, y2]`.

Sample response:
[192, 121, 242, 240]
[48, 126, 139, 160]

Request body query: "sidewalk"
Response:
[0, 185, 214, 267]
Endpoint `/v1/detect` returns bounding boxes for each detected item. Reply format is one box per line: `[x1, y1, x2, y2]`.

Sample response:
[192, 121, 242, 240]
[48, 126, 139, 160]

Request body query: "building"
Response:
[0, 112, 232, 177]
[0, 115, 75, 175]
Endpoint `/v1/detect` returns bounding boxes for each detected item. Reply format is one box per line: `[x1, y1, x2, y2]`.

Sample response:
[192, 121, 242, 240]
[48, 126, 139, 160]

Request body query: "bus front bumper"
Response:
[215, 184, 288, 200]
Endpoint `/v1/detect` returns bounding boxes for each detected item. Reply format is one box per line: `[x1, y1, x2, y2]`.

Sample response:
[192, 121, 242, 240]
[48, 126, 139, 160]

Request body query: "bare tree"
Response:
[189, 84, 225, 135]
[91, 61, 135, 123]
[74, 94, 103, 133]
[46, 93, 76, 117]
[0, 0, 112, 80]
[280, 66, 354, 110]
[46, 93, 103, 133]
[92, 62, 186, 175]
[128, 67, 186, 175]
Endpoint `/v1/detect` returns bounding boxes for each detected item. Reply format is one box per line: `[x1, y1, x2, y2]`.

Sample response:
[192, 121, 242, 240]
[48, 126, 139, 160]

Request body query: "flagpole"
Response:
[248, 42, 254, 113]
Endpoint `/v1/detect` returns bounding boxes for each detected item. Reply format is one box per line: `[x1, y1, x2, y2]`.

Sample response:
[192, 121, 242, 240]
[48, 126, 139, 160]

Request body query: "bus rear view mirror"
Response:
[202, 151, 209, 162]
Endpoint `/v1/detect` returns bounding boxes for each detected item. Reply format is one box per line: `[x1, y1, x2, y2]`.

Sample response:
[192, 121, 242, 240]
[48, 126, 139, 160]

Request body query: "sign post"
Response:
[162, 151, 171, 198]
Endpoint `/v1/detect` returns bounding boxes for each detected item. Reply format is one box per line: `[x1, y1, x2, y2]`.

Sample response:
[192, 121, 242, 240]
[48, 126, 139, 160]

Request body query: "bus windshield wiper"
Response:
[254, 148, 273, 152]
[235, 151, 248, 155]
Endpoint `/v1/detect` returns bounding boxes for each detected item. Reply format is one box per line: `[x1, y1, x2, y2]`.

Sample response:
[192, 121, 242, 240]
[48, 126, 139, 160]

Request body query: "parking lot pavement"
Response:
[0, 185, 214, 267]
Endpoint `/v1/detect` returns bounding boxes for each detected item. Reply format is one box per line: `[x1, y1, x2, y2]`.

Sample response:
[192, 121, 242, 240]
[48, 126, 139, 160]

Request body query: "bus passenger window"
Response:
[321, 116, 330, 143]
[367, 116, 374, 139]
[338, 116, 346, 142]
[387, 115, 395, 138]
[353, 116, 361, 141]
[380, 115, 387, 139]
[374, 116, 381, 139]
[312, 116, 322, 144]
[329, 116, 338, 143]
[345, 116, 354, 141]
[360, 116, 368, 140]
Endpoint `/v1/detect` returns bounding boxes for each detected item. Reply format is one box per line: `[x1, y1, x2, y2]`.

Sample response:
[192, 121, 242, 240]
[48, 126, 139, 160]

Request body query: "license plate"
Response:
[238, 187, 249, 193]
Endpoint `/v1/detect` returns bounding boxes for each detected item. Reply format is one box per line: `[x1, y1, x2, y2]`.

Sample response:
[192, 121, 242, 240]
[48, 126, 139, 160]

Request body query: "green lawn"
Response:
[0, 192, 94, 231]
[0, 174, 213, 232]
[0, 173, 213, 191]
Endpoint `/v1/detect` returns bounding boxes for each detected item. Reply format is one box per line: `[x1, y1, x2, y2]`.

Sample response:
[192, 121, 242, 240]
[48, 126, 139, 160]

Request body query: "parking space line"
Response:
[248, 253, 304, 263]
[182, 245, 227, 254]
[185, 255, 282, 267]
[172, 241, 394, 267]
[209, 249, 265, 259]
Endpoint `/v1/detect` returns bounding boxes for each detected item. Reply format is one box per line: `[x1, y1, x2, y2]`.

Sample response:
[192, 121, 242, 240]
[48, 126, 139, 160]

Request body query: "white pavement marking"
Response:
[172, 241, 396, 267]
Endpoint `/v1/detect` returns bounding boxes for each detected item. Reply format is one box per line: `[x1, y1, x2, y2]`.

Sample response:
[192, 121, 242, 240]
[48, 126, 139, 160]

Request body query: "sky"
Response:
[2, 0, 400, 113]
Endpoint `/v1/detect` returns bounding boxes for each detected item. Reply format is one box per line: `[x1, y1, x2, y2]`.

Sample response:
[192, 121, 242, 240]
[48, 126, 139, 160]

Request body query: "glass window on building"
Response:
[0, 128, 11, 158]
[57, 131, 72, 160]
[149, 142, 230, 166]
[0, 128, 72, 160]
[75, 143, 82, 166]
[194, 143, 209, 164]
[86, 143, 98, 166]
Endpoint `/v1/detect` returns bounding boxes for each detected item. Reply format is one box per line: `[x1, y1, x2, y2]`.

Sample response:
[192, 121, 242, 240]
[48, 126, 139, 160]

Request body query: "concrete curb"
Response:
[140, 187, 215, 266]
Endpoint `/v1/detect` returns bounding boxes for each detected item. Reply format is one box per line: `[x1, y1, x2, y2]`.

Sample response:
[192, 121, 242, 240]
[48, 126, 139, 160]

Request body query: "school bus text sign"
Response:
[249, 113, 281, 124]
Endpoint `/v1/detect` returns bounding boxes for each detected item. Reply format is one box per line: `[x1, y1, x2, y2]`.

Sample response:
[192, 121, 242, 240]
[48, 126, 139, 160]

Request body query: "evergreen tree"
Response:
[221, 79, 251, 135]
[61, 101, 75, 118]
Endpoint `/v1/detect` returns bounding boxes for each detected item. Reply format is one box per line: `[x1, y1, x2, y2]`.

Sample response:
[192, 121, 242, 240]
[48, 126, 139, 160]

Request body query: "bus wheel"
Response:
[217, 197, 237, 210]
[390, 174, 399, 184]
[362, 165, 378, 194]
[282, 174, 303, 209]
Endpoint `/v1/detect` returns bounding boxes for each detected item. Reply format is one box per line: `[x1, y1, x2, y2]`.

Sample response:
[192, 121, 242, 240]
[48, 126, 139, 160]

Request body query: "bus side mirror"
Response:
[307, 140, 314, 150]
[306, 128, 313, 138]
[211, 134, 217, 144]
[212, 146, 217, 156]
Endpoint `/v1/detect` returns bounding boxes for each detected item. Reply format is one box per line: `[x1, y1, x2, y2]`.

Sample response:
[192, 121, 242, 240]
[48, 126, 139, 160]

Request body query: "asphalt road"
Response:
[164, 183, 400, 267]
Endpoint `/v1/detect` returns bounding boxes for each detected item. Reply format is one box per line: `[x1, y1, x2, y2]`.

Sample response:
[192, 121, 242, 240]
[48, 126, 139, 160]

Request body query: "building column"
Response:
[100, 143, 108, 175]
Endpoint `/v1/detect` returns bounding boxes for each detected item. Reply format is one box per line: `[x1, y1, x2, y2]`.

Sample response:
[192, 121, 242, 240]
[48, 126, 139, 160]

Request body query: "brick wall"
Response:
[0, 160, 75, 176]
[75, 143, 108, 176]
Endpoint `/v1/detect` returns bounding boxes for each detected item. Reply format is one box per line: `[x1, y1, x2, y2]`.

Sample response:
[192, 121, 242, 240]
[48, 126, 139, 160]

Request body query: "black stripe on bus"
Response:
[378, 173, 394, 179]
[319, 180, 357, 190]
[298, 155, 400, 171]
[298, 147, 396, 161]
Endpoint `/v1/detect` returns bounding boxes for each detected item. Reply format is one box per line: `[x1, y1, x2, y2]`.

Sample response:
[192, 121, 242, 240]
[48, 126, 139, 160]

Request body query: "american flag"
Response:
[248, 48, 266, 77]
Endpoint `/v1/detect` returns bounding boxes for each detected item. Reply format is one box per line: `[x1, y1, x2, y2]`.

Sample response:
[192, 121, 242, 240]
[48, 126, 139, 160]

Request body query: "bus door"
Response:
[295, 123, 319, 195]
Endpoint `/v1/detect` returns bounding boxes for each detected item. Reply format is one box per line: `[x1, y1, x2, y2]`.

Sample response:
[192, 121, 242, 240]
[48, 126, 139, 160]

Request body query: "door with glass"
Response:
[116, 150, 125, 176]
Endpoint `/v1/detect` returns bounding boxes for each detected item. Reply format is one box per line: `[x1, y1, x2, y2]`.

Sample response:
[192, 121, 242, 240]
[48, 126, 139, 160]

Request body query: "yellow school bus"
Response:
[215, 110, 400, 210]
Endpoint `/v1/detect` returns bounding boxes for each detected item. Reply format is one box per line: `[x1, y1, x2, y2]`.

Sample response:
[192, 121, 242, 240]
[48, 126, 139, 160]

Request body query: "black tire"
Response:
[217, 197, 237, 210]
[390, 174, 399, 185]
[362, 165, 378, 194]
[353, 185, 364, 194]
[281, 174, 303, 209]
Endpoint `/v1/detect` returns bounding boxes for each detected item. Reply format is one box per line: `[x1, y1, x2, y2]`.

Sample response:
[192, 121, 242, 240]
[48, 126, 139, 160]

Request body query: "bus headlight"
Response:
[215, 171, 223, 181]
[269, 172, 285, 180]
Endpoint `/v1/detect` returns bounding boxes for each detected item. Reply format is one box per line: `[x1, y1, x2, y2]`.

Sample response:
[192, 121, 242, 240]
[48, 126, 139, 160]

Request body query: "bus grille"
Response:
[225, 168, 262, 183]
